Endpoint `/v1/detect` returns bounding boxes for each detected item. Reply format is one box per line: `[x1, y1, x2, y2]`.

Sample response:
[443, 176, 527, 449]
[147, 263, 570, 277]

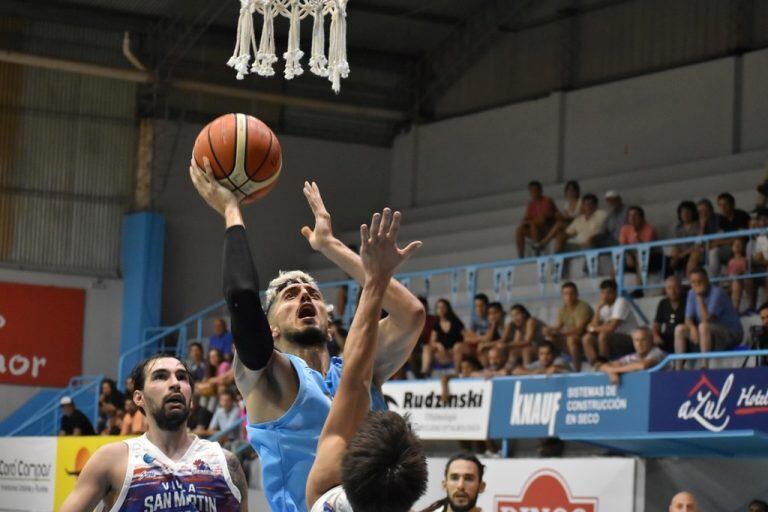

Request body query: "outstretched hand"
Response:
[300, 181, 334, 251]
[359, 208, 421, 285]
[188, 156, 239, 217]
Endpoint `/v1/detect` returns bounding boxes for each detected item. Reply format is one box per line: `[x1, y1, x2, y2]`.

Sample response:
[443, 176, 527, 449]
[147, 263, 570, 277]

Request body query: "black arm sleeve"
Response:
[223, 225, 274, 371]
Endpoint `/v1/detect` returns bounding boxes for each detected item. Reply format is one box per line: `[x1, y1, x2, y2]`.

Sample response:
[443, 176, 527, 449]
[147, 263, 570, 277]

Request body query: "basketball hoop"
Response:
[228, 0, 349, 93]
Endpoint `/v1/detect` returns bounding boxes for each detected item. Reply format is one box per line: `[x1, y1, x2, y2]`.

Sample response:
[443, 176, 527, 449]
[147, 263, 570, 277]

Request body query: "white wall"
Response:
[0, 268, 122, 420]
[155, 121, 392, 323]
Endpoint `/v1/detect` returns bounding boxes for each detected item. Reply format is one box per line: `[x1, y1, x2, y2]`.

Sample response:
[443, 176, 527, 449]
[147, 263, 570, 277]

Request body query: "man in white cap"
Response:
[604, 190, 628, 245]
[59, 396, 95, 436]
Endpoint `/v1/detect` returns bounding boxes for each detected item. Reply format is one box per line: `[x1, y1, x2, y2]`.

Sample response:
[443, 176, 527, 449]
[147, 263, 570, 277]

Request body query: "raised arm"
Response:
[190, 157, 296, 424]
[60, 444, 124, 512]
[301, 182, 425, 384]
[306, 208, 420, 507]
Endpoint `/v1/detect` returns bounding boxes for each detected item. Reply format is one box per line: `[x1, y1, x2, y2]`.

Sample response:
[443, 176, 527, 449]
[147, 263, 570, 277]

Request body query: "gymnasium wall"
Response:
[0, 268, 122, 421]
[391, 48, 768, 208]
[153, 120, 391, 324]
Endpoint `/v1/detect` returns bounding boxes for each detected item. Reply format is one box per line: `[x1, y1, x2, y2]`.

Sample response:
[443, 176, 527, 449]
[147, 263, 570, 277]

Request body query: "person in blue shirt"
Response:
[674, 267, 743, 369]
[209, 318, 234, 359]
[190, 157, 425, 512]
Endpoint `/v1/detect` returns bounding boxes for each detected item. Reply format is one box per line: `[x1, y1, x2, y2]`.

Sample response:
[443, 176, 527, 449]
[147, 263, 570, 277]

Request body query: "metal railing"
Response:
[7, 375, 103, 436]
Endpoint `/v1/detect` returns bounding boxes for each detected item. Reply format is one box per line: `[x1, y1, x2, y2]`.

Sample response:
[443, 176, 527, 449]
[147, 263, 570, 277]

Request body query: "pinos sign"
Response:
[495, 469, 598, 512]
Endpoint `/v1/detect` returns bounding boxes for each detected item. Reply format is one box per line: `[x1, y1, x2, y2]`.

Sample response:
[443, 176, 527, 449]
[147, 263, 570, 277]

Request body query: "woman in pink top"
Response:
[619, 206, 660, 294]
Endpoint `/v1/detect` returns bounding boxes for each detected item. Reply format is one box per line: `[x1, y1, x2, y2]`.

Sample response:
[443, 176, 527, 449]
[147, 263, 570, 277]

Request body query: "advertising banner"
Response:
[649, 368, 768, 433]
[0, 281, 85, 386]
[414, 457, 641, 512]
[489, 373, 649, 439]
[382, 379, 493, 440]
[0, 437, 57, 512]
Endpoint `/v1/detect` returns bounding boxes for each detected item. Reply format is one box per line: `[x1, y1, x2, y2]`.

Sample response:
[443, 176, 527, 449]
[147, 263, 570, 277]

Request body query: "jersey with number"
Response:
[246, 353, 387, 512]
[310, 485, 354, 512]
[107, 434, 241, 512]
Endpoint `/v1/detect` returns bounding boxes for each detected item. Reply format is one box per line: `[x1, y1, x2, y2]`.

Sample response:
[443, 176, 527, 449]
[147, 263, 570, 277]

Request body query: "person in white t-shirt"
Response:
[581, 279, 638, 368]
[596, 327, 665, 384]
[554, 193, 608, 253]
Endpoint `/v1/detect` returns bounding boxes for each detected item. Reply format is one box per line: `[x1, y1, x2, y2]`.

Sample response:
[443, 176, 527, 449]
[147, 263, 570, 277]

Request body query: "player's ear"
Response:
[479, 480, 487, 494]
[133, 390, 144, 409]
[441, 479, 447, 492]
[272, 327, 280, 339]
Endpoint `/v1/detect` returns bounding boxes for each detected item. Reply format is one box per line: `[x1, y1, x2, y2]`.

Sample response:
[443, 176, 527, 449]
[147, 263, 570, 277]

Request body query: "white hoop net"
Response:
[227, 0, 349, 93]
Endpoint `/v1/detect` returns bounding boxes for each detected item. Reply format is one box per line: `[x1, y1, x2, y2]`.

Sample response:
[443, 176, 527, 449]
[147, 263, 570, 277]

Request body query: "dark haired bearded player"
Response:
[60, 354, 247, 512]
[189, 157, 425, 511]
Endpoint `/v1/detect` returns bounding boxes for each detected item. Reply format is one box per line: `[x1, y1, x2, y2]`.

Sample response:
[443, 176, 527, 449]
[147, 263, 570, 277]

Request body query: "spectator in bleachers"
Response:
[670, 201, 703, 277]
[555, 193, 607, 252]
[186, 341, 206, 382]
[516, 180, 557, 257]
[186, 394, 213, 433]
[97, 378, 124, 433]
[209, 317, 234, 360]
[543, 282, 593, 366]
[421, 298, 467, 377]
[119, 397, 147, 435]
[512, 342, 569, 375]
[476, 301, 505, 366]
[482, 346, 509, 377]
[440, 357, 484, 403]
[728, 237, 750, 312]
[501, 304, 546, 367]
[196, 348, 233, 402]
[619, 205, 660, 294]
[750, 208, 768, 306]
[749, 499, 768, 512]
[596, 327, 666, 384]
[696, 198, 722, 235]
[653, 276, 685, 353]
[327, 318, 347, 358]
[454, 294, 491, 370]
[603, 190, 628, 246]
[669, 491, 698, 512]
[707, 192, 751, 277]
[59, 396, 95, 436]
[196, 389, 242, 440]
[674, 267, 743, 369]
[536, 180, 581, 252]
[582, 279, 638, 369]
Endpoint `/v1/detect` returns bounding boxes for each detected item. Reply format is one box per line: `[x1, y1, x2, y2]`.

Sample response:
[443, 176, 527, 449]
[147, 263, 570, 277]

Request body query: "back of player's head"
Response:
[265, 270, 319, 312]
[341, 411, 427, 512]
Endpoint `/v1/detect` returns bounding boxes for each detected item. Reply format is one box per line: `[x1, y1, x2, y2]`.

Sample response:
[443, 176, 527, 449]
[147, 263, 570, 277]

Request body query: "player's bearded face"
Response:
[140, 359, 193, 431]
[443, 461, 484, 512]
[272, 283, 329, 346]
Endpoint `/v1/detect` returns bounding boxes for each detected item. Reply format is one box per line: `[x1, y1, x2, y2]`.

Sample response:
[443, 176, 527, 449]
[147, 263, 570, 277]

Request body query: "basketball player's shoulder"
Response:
[311, 485, 353, 512]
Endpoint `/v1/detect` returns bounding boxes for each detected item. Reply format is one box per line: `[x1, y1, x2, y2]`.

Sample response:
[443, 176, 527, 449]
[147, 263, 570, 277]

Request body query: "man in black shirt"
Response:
[708, 192, 751, 277]
[58, 396, 95, 436]
[653, 276, 686, 353]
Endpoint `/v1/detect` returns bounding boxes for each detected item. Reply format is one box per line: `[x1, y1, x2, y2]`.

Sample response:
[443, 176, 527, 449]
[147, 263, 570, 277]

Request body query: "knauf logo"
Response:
[509, 381, 561, 436]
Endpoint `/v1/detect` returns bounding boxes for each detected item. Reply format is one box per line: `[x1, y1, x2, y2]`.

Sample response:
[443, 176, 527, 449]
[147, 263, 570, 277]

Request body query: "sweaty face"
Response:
[538, 347, 554, 368]
[270, 283, 329, 345]
[136, 358, 193, 432]
[443, 460, 484, 512]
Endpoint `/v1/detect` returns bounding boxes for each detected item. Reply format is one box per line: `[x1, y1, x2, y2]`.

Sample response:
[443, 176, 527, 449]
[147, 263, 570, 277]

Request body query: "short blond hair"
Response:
[265, 270, 320, 312]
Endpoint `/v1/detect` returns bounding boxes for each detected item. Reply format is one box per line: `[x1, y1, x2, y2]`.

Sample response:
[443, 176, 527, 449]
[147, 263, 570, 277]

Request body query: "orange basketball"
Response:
[193, 113, 282, 203]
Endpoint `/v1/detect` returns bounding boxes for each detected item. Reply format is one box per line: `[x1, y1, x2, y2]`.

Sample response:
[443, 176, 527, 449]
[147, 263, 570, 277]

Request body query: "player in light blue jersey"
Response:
[190, 160, 425, 512]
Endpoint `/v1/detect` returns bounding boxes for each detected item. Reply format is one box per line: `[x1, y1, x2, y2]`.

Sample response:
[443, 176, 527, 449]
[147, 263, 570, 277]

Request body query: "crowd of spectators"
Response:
[60, 318, 246, 451]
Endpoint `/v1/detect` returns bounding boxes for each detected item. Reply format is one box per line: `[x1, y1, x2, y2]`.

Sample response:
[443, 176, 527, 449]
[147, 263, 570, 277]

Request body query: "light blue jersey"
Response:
[246, 353, 387, 512]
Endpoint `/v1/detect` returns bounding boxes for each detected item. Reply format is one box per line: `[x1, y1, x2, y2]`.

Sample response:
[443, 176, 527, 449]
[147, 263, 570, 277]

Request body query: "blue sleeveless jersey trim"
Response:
[325, 356, 389, 411]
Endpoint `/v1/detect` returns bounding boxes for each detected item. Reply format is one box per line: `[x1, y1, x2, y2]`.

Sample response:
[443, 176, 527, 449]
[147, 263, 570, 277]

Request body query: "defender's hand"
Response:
[300, 181, 334, 251]
[359, 208, 421, 285]
[189, 156, 239, 217]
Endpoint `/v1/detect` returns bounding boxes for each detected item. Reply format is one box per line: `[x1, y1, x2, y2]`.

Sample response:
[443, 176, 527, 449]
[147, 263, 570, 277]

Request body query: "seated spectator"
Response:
[618, 205, 660, 294]
[209, 317, 234, 360]
[327, 318, 347, 358]
[697, 198, 722, 235]
[452, 294, 493, 370]
[543, 282, 593, 366]
[440, 357, 484, 403]
[396, 296, 434, 379]
[59, 397, 95, 436]
[421, 298, 467, 377]
[674, 267, 743, 369]
[195, 389, 242, 440]
[537, 180, 581, 251]
[728, 237, 750, 312]
[97, 378, 124, 433]
[582, 279, 638, 368]
[516, 180, 557, 257]
[187, 394, 213, 432]
[749, 500, 768, 512]
[597, 327, 666, 384]
[196, 348, 233, 400]
[555, 193, 607, 252]
[119, 397, 147, 435]
[603, 190, 628, 246]
[708, 192, 751, 277]
[750, 208, 768, 307]
[669, 491, 698, 512]
[476, 301, 505, 366]
[186, 342, 206, 382]
[669, 201, 703, 277]
[482, 346, 509, 377]
[512, 342, 570, 375]
[653, 276, 685, 353]
[501, 304, 546, 367]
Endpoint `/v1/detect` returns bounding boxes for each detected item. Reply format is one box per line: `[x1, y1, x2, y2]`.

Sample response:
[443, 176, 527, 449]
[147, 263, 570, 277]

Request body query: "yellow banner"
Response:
[53, 435, 134, 511]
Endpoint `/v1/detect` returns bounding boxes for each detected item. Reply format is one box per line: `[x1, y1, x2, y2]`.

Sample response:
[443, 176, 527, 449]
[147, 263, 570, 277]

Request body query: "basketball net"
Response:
[228, 0, 349, 93]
